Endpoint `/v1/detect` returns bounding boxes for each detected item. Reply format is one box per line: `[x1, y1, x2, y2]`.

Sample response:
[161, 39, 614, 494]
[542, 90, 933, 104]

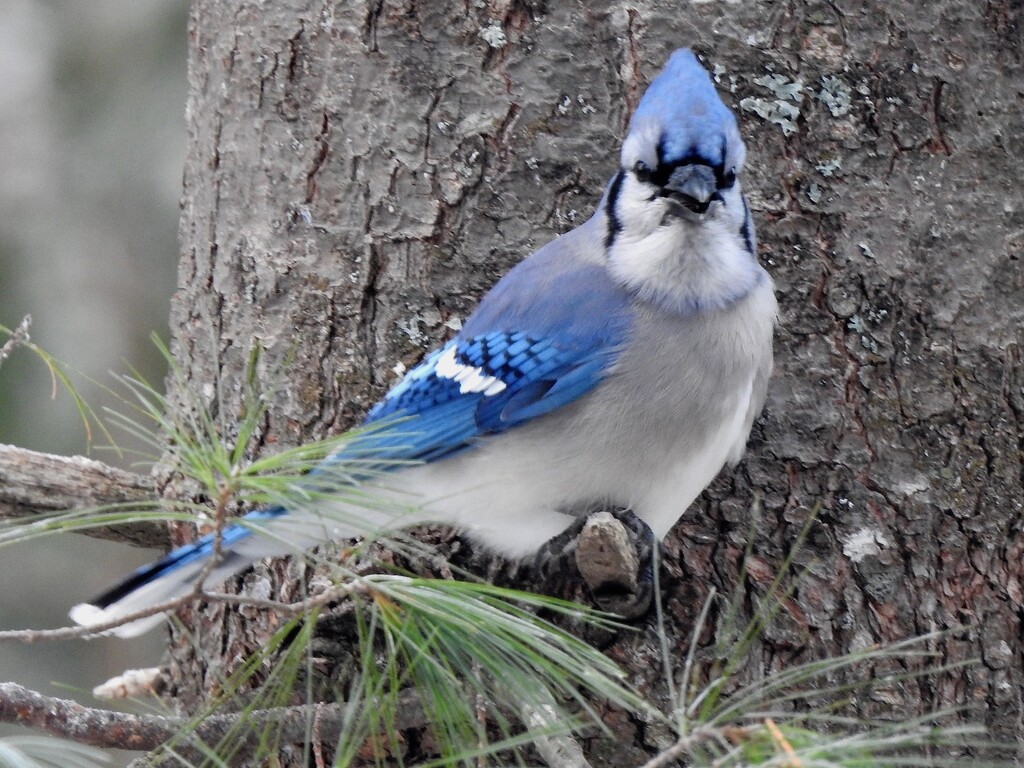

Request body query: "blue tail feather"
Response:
[90, 507, 286, 609]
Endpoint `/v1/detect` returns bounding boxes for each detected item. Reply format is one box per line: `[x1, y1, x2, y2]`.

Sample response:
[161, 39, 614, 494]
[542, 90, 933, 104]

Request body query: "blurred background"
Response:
[0, 0, 189, 760]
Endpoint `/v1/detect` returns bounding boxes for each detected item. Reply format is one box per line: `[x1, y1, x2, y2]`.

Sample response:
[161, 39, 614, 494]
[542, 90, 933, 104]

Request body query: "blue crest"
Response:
[626, 49, 741, 170]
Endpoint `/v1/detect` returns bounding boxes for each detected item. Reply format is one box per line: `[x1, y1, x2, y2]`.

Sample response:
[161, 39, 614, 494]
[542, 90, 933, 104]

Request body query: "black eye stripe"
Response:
[632, 158, 737, 189]
[605, 170, 626, 249]
[642, 132, 737, 188]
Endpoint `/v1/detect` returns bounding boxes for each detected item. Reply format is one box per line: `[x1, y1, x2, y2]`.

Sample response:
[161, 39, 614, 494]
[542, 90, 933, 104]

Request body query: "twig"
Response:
[519, 696, 593, 768]
[0, 573, 365, 643]
[0, 443, 164, 547]
[192, 484, 233, 590]
[765, 717, 801, 767]
[312, 702, 327, 768]
[0, 681, 425, 760]
[0, 315, 31, 370]
[199, 581, 360, 614]
[636, 725, 721, 768]
[0, 594, 196, 643]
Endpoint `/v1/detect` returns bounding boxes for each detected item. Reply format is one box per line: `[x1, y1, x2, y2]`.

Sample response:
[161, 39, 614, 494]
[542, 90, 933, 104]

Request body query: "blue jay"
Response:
[71, 49, 776, 637]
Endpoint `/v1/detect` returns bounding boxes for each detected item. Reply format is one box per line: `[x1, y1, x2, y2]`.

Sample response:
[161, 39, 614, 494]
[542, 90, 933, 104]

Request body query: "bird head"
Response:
[601, 49, 759, 314]
[606, 49, 747, 241]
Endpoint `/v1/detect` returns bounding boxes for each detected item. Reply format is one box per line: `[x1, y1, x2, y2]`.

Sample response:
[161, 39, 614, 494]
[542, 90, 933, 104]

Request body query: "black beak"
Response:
[660, 165, 720, 215]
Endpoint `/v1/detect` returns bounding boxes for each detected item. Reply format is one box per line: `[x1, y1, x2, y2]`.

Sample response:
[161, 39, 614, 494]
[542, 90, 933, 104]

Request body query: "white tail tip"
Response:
[69, 603, 167, 639]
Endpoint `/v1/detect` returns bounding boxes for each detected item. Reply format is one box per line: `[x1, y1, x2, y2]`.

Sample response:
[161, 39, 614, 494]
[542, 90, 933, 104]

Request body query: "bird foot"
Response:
[534, 508, 659, 620]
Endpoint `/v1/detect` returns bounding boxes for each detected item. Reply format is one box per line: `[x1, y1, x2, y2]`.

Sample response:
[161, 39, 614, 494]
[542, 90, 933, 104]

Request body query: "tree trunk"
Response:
[165, 0, 1024, 762]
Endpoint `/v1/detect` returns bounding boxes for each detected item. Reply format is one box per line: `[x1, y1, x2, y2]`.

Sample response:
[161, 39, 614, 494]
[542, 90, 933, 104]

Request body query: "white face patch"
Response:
[435, 345, 508, 396]
[606, 173, 759, 315]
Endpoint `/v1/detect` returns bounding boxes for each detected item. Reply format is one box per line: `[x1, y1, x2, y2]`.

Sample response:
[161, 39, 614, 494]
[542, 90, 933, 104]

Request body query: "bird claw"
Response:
[534, 508, 660, 620]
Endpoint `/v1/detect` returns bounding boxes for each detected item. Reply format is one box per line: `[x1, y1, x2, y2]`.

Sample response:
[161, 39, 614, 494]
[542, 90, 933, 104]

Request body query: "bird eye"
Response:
[721, 168, 737, 188]
[633, 161, 653, 183]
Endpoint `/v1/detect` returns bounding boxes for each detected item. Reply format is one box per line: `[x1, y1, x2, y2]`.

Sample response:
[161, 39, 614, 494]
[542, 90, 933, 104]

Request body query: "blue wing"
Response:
[357, 331, 614, 463]
[337, 248, 635, 468]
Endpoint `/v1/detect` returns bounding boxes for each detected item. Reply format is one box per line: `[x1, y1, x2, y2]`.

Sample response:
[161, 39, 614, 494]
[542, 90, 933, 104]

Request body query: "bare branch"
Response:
[575, 511, 653, 619]
[0, 593, 195, 643]
[575, 512, 640, 593]
[519, 692, 593, 768]
[636, 724, 747, 768]
[0, 681, 425, 761]
[0, 681, 177, 752]
[0, 576, 364, 643]
[0, 443, 165, 547]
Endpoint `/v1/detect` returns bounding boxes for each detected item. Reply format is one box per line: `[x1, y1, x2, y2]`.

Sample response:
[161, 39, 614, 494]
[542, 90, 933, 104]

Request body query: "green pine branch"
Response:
[0, 333, 1006, 767]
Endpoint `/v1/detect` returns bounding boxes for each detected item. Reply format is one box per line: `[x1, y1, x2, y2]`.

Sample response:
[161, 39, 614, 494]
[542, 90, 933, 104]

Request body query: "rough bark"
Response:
[161, 0, 1023, 763]
[0, 443, 163, 547]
